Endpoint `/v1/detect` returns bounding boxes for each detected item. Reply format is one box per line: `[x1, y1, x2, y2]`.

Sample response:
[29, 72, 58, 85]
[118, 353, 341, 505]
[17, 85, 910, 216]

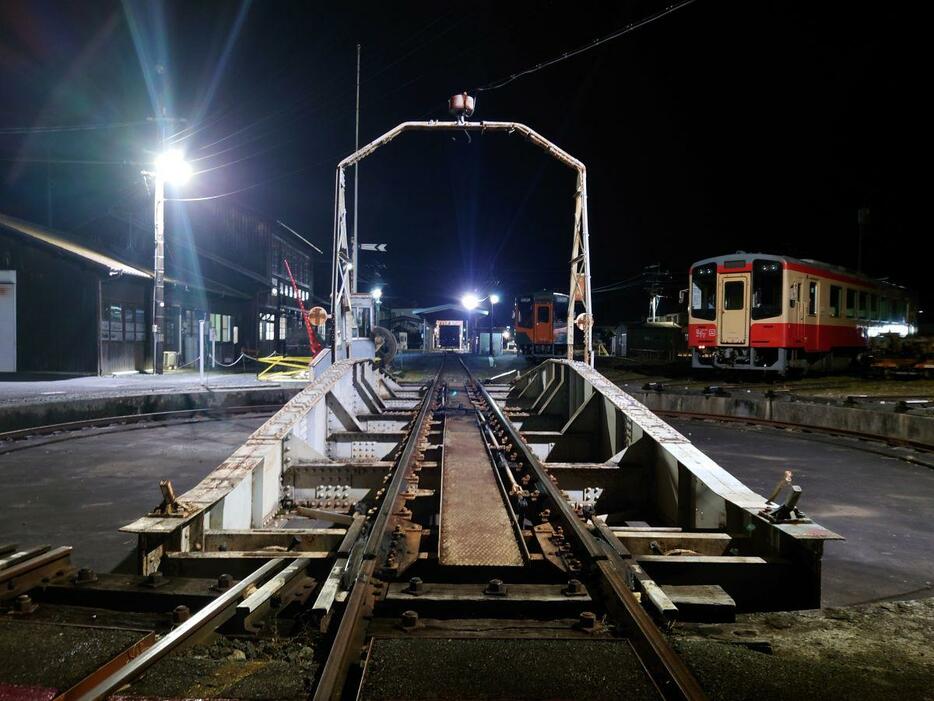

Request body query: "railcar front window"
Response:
[690, 264, 717, 320]
[723, 281, 745, 310]
[515, 299, 533, 327]
[537, 306, 550, 324]
[554, 296, 569, 325]
[751, 260, 782, 319]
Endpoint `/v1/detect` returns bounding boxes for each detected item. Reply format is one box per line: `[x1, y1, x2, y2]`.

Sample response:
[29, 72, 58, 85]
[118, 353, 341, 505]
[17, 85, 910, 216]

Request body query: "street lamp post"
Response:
[461, 293, 479, 354]
[150, 149, 191, 375]
[488, 293, 499, 357]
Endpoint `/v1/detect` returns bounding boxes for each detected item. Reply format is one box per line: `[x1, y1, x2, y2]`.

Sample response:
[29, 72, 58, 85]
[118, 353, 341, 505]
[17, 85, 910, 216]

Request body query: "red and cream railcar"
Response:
[688, 253, 916, 373]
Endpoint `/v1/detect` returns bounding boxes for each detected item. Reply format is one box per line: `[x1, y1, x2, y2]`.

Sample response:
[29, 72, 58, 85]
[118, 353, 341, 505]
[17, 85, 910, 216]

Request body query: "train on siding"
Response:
[513, 290, 580, 358]
[688, 253, 917, 373]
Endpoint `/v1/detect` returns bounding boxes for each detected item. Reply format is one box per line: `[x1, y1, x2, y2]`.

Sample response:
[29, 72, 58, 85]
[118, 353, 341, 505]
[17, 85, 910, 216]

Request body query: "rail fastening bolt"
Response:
[566, 579, 584, 595]
[216, 573, 234, 590]
[75, 567, 97, 584]
[172, 604, 191, 624]
[579, 611, 597, 630]
[13, 594, 34, 613]
[485, 578, 508, 596]
[408, 577, 425, 595]
[401, 610, 419, 629]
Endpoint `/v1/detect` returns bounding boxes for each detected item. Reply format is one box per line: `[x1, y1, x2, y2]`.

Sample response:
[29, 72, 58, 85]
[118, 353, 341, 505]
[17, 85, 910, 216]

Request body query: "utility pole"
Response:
[46, 144, 53, 228]
[352, 43, 361, 292]
[488, 298, 495, 358]
[153, 173, 165, 374]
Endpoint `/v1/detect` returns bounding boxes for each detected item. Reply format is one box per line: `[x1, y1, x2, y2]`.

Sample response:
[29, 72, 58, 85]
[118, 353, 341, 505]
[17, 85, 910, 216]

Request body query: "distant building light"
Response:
[867, 323, 916, 338]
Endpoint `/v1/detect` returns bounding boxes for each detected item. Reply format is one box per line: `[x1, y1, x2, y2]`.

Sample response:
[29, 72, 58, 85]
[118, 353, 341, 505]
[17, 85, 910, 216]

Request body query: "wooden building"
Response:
[0, 205, 319, 376]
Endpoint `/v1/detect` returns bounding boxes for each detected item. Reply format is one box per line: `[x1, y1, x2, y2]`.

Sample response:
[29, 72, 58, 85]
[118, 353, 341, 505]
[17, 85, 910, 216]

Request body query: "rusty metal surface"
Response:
[439, 382, 523, 568]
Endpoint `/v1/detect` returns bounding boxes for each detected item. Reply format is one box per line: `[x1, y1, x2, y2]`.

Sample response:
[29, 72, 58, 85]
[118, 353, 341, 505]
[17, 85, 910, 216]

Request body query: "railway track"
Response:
[313, 353, 705, 700]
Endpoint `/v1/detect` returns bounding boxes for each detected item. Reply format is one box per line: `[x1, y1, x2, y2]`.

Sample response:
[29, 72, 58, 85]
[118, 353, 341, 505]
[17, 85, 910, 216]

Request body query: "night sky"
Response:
[0, 1, 926, 323]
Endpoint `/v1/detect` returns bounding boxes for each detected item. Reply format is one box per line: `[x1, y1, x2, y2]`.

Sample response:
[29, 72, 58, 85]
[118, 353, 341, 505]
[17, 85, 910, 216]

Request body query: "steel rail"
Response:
[654, 409, 934, 453]
[469, 368, 707, 701]
[313, 359, 443, 700]
[0, 404, 280, 448]
[76, 557, 289, 701]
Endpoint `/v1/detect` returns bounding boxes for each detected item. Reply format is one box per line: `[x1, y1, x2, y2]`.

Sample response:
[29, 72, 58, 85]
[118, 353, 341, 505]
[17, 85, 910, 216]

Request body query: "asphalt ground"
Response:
[671, 419, 934, 607]
[0, 414, 268, 572]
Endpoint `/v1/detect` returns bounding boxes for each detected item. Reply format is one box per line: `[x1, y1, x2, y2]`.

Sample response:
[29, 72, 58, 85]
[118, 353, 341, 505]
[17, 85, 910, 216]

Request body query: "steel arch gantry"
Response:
[330, 119, 595, 367]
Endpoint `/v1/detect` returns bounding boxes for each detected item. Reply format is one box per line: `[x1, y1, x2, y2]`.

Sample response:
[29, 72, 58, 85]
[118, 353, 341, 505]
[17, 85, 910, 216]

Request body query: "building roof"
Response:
[0, 212, 151, 279]
[0, 212, 251, 299]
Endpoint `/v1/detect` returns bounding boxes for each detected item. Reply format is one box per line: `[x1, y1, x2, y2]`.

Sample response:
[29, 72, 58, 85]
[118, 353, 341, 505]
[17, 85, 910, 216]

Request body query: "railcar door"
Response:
[533, 301, 553, 353]
[718, 274, 749, 345]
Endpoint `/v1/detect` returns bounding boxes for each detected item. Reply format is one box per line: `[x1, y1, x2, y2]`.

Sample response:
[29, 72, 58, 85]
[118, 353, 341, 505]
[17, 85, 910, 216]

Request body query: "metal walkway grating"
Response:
[439, 388, 523, 567]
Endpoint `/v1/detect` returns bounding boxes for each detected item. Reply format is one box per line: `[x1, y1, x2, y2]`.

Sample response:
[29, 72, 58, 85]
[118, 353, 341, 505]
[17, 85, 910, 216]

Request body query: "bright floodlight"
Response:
[371, 287, 383, 300]
[461, 293, 479, 311]
[155, 149, 192, 185]
[490, 294, 500, 305]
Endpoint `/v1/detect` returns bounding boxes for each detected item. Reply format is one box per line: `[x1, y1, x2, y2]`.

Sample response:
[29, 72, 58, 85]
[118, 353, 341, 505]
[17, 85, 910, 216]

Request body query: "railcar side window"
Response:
[537, 306, 550, 324]
[690, 263, 717, 320]
[829, 285, 841, 317]
[858, 291, 867, 319]
[751, 260, 782, 319]
[869, 294, 878, 320]
[723, 281, 745, 310]
[808, 281, 817, 316]
[880, 296, 889, 321]
[845, 289, 856, 318]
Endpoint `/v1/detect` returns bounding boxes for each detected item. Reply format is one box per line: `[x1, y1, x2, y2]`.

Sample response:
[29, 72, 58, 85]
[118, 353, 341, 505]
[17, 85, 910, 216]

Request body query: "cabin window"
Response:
[869, 294, 878, 320]
[723, 281, 745, 310]
[829, 285, 841, 317]
[515, 298, 533, 327]
[109, 306, 124, 341]
[880, 296, 890, 321]
[690, 263, 717, 321]
[808, 281, 817, 316]
[858, 291, 867, 319]
[537, 305, 550, 324]
[133, 309, 146, 341]
[845, 289, 856, 318]
[210, 313, 232, 343]
[751, 260, 782, 319]
[895, 300, 907, 324]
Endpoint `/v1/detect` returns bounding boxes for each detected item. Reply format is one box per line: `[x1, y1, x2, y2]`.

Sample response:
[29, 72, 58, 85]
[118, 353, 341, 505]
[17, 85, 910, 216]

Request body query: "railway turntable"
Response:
[0, 102, 840, 701]
[0, 352, 840, 700]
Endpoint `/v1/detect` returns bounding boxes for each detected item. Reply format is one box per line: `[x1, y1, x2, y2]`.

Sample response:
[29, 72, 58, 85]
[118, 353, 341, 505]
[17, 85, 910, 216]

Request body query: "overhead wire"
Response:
[474, 0, 698, 92]
[0, 119, 154, 135]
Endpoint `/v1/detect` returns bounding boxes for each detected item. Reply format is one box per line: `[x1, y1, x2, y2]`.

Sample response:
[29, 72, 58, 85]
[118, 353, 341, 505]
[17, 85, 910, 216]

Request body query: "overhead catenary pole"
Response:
[352, 44, 361, 293]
